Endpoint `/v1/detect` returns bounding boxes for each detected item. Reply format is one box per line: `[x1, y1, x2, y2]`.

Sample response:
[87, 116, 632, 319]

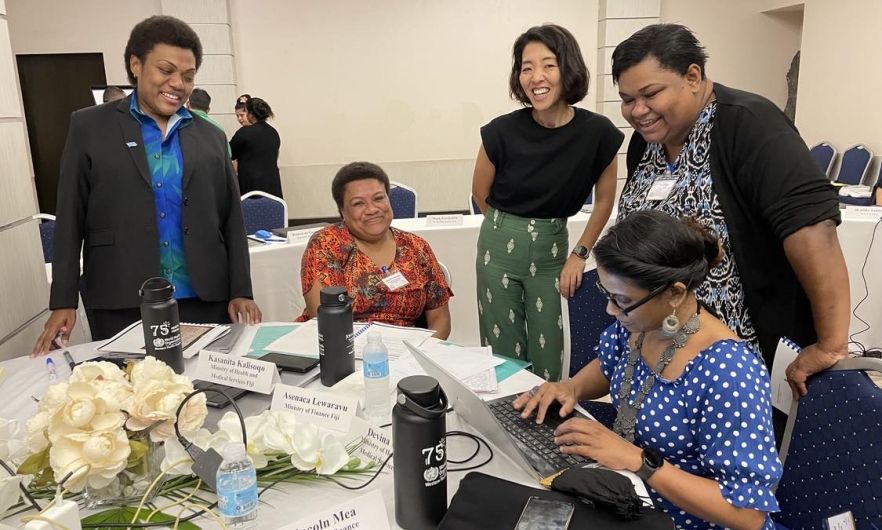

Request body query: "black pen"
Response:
[63, 351, 76, 371]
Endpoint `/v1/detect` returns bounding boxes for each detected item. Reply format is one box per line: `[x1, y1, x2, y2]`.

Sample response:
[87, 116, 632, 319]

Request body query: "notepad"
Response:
[97, 321, 228, 359]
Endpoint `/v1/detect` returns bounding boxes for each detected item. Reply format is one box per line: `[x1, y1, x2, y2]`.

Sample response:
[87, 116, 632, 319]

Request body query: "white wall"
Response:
[661, 0, 803, 110]
[6, 0, 161, 85]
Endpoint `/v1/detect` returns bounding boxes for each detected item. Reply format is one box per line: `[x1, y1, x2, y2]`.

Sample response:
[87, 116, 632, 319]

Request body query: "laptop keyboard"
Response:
[489, 400, 593, 470]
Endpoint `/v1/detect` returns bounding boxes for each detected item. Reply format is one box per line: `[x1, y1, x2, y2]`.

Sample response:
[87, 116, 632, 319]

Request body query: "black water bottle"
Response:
[392, 375, 449, 529]
[139, 277, 185, 373]
[317, 286, 355, 386]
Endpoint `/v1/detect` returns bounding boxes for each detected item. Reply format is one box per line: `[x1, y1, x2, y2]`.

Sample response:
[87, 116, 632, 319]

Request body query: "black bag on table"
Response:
[436, 472, 675, 530]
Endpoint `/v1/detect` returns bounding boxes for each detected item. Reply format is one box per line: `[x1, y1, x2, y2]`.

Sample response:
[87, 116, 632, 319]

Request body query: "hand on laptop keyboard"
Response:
[512, 380, 580, 424]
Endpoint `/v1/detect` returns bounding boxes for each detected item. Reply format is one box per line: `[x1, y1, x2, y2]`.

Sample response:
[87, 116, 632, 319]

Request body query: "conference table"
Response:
[0, 336, 590, 530]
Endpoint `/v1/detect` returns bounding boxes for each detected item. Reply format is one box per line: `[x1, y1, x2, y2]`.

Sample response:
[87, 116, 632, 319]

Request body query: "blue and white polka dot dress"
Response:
[596, 322, 782, 530]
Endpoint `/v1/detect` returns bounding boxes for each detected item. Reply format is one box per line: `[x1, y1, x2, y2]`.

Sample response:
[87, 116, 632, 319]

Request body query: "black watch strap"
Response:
[636, 448, 664, 481]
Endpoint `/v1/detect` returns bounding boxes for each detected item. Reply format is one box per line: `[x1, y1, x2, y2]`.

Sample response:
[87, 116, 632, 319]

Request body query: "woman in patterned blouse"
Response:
[298, 162, 452, 338]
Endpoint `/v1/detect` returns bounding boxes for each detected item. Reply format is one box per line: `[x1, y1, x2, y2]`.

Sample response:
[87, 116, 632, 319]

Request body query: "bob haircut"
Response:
[509, 24, 589, 106]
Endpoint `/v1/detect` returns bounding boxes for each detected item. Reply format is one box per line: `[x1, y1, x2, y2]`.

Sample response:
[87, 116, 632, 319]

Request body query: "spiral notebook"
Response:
[97, 321, 229, 359]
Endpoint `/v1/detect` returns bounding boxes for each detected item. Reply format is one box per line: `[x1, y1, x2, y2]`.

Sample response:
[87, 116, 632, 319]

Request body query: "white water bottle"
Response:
[216, 442, 258, 529]
[362, 330, 391, 422]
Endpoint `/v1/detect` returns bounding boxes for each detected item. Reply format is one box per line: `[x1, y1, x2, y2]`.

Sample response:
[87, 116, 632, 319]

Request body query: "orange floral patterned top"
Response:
[298, 223, 453, 326]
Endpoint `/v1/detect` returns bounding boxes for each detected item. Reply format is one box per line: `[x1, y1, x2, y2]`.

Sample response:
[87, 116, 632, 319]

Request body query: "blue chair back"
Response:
[469, 195, 481, 215]
[241, 195, 286, 235]
[38, 218, 55, 263]
[389, 184, 417, 219]
[567, 268, 616, 377]
[809, 142, 837, 177]
[836, 144, 873, 185]
[773, 357, 882, 530]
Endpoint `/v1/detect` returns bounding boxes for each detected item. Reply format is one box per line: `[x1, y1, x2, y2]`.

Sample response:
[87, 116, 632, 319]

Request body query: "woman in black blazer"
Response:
[33, 15, 261, 355]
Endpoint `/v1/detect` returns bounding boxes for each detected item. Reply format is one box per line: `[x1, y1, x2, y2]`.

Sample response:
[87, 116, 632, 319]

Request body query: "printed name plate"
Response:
[271, 384, 359, 433]
[279, 490, 390, 530]
[196, 351, 279, 394]
[842, 205, 882, 220]
[346, 417, 394, 469]
[426, 214, 464, 227]
[287, 227, 325, 244]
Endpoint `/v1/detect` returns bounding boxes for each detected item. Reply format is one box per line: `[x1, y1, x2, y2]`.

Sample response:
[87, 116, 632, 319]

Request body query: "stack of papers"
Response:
[98, 321, 228, 359]
[265, 320, 436, 360]
[419, 343, 503, 394]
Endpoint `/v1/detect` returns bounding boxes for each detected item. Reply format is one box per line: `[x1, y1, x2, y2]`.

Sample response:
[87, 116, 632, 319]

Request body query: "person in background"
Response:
[516, 211, 781, 530]
[298, 162, 452, 339]
[186, 87, 230, 156]
[32, 15, 260, 355]
[235, 94, 251, 127]
[471, 24, 623, 381]
[230, 97, 283, 199]
[102, 86, 126, 103]
[612, 24, 849, 403]
[875, 187, 881, 206]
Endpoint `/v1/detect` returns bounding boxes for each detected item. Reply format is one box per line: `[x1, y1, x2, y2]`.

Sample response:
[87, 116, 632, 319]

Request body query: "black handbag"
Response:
[436, 472, 675, 530]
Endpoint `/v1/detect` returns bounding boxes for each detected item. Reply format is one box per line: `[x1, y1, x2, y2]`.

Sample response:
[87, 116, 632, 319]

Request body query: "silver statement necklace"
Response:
[612, 309, 701, 443]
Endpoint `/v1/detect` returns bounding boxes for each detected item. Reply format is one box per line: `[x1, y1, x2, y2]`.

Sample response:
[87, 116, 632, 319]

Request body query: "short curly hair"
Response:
[509, 24, 590, 107]
[124, 16, 203, 86]
[331, 162, 391, 213]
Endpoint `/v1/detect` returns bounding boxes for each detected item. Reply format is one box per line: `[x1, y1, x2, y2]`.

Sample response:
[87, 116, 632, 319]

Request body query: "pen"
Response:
[46, 358, 58, 381]
[63, 351, 76, 371]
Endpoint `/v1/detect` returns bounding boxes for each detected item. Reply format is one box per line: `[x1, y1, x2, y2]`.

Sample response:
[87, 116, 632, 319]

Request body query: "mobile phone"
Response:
[261, 353, 320, 373]
[514, 497, 575, 530]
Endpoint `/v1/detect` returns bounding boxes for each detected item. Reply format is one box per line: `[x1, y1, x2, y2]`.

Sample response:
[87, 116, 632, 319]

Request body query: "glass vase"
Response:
[82, 432, 165, 509]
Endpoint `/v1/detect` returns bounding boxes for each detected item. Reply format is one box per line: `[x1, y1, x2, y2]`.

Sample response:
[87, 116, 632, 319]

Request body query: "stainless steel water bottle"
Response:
[317, 286, 355, 386]
[392, 375, 449, 529]
[139, 277, 184, 373]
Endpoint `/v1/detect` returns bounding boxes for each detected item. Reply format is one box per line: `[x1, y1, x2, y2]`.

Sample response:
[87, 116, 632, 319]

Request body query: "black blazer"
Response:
[50, 96, 253, 310]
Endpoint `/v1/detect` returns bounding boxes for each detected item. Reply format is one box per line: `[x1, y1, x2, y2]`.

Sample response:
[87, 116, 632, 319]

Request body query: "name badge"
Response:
[824, 511, 856, 530]
[271, 385, 359, 433]
[646, 177, 678, 201]
[196, 352, 279, 394]
[381, 271, 409, 291]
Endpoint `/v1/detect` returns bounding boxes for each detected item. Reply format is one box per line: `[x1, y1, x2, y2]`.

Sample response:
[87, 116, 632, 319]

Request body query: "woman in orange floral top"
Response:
[298, 162, 452, 339]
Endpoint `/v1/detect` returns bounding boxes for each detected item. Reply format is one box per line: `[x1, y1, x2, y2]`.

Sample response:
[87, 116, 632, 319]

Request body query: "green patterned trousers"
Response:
[475, 207, 568, 381]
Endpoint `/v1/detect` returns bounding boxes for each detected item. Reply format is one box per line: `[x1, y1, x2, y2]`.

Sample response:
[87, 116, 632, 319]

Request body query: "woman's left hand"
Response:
[228, 297, 263, 324]
[559, 254, 586, 298]
[554, 418, 642, 472]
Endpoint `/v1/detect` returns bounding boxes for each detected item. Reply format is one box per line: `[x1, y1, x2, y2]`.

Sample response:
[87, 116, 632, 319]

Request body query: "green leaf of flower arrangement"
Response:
[81, 506, 201, 530]
[17, 446, 50, 476]
[127, 439, 150, 468]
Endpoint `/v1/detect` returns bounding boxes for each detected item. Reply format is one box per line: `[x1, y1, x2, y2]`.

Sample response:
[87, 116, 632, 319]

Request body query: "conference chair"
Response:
[389, 181, 418, 219]
[835, 143, 873, 186]
[809, 142, 838, 178]
[33, 213, 56, 263]
[567, 268, 617, 429]
[240, 191, 288, 235]
[772, 356, 882, 530]
[469, 194, 481, 215]
[439, 261, 452, 288]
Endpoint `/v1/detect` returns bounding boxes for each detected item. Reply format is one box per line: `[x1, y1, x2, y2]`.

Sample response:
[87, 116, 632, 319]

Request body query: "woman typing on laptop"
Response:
[514, 210, 781, 530]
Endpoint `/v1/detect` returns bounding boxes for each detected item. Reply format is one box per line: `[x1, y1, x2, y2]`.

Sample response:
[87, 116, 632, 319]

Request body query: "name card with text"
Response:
[287, 227, 325, 244]
[346, 417, 394, 469]
[280, 490, 390, 530]
[196, 352, 279, 394]
[426, 214, 464, 227]
[271, 385, 359, 433]
[842, 205, 882, 220]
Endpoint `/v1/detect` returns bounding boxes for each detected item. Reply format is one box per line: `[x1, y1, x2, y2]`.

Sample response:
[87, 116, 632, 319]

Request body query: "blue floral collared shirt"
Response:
[129, 92, 196, 299]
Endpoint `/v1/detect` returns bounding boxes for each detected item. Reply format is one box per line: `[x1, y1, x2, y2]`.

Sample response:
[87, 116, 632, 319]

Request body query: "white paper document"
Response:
[770, 338, 801, 413]
[353, 322, 435, 359]
[421, 344, 504, 382]
[98, 320, 227, 359]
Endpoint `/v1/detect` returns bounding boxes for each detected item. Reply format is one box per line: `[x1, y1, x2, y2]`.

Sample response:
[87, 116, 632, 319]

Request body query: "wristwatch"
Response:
[571, 245, 590, 259]
[635, 447, 664, 481]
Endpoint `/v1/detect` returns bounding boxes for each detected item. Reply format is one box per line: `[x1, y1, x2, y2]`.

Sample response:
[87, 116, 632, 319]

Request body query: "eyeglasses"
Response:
[595, 280, 669, 316]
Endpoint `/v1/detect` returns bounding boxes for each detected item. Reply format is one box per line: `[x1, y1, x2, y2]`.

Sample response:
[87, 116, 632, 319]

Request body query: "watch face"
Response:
[573, 245, 589, 258]
[643, 447, 664, 469]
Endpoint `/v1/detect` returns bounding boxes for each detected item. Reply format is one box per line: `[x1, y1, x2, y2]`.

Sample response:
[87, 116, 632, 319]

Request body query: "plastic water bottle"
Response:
[362, 330, 390, 422]
[216, 442, 258, 529]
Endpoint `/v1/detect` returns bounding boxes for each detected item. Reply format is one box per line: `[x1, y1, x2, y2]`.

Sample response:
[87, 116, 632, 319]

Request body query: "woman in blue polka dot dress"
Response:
[515, 210, 782, 530]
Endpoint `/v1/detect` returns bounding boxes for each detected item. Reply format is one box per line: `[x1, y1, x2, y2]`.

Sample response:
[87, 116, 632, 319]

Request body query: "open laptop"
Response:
[404, 341, 594, 480]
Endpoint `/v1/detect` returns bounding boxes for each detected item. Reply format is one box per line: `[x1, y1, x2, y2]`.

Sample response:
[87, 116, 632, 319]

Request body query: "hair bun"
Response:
[680, 216, 723, 268]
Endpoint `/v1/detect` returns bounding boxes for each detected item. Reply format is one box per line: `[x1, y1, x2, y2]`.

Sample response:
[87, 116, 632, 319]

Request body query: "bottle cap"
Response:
[223, 441, 247, 461]
[366, 330, 382, 342]
[397, 375, 441, 408]
[139, 277, 175, 302]
[320, 286, 349, 306]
